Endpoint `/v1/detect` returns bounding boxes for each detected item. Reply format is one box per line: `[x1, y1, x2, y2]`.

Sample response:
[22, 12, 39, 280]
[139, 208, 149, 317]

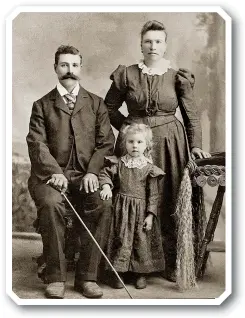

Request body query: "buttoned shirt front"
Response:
[56, 82, 80, 106]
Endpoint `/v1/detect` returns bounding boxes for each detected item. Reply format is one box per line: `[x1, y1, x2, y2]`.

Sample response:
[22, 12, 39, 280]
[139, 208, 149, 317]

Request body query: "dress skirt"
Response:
[105, 193, 165, 273]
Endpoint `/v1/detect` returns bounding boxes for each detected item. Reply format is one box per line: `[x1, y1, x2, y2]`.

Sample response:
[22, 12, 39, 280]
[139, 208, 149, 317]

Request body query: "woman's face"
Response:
[141, 30, 167, 63]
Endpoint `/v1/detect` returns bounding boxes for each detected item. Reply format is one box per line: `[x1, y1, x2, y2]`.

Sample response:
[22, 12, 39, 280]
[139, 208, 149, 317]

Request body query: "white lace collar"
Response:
[138, 58, 171, 76]
[121, 154, 153, 169]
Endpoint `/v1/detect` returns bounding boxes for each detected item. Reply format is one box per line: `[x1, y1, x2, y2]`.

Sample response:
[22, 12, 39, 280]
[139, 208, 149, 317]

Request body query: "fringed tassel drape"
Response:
[174, 161, 206, 291]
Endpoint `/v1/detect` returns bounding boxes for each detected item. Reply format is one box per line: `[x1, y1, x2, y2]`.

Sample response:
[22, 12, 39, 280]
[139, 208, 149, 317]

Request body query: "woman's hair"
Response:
[54, 45, 83, 65]
[120, 123, 153, 158]
[140, 20, 168, 42]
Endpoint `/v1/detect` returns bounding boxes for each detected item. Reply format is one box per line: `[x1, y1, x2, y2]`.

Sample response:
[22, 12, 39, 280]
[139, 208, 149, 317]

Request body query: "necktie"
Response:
[64, 94, 76, 111]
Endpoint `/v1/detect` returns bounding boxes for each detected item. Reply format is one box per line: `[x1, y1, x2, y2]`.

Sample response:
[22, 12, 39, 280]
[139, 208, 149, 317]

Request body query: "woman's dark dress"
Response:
[99, 156, 165, 273]
[104, 64, 202, 273]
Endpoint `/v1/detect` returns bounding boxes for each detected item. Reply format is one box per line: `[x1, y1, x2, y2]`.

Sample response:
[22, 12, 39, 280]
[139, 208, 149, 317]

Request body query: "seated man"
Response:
[26, 45, 115, 299]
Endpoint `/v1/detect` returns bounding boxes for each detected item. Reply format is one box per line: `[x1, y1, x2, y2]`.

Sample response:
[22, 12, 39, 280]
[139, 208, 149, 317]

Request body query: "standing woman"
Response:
[104, 20, 210, 282]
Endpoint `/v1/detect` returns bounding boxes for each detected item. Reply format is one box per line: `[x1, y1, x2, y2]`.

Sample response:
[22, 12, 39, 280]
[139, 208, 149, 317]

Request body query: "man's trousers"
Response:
[29, 176, 112, 283]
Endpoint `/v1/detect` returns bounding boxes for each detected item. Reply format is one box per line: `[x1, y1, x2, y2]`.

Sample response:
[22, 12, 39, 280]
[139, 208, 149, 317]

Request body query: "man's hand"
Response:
[191, 147, 211, 160]
[100, 184, 112, 200]
[46, 174, 68, 193]
[80, 173, 99, 193]
[143, 213, 154, 232]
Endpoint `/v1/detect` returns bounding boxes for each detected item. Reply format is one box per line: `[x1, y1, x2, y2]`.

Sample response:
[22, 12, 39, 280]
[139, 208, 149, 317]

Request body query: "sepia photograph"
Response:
[7, 6, 231, 305]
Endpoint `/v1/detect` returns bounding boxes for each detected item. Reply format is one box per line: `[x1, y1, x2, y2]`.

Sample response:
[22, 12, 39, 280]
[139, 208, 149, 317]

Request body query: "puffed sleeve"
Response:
[149, 165, 165, 178]
[146, 165, 165, 217]
[177, 68, 195, 88]
[104, 155, 119, 165]
[104, 65, 128, 131]
[175, 70, 202, 149]
[98, 156, 119, 189]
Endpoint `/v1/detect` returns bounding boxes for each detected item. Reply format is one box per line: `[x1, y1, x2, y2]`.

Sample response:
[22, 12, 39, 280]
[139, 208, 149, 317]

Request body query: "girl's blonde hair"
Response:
[120, 123, 153, 158]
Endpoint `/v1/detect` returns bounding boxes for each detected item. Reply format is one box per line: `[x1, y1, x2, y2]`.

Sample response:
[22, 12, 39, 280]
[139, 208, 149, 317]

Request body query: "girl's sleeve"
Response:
[146, 166, 165, 217]
[175, 69, 202, 150]
[104, 65, 128, 131]
[98, 156, 119, 189]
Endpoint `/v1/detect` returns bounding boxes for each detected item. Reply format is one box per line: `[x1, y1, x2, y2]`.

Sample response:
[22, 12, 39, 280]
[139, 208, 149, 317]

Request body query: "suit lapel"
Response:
[72, 85, 89, 116]
[51, 88, 71, 115]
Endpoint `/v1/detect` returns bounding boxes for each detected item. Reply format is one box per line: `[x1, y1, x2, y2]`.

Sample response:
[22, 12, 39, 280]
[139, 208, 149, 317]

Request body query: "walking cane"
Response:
[49, 184, 133, 299]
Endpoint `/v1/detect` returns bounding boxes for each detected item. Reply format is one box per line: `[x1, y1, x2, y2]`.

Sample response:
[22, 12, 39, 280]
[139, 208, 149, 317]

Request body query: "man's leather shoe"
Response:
[74, 281, 103, 298]
[45, 282, 65, 299]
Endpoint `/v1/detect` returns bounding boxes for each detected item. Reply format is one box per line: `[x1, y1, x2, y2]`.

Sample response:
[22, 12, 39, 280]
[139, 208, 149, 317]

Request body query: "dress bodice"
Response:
[109, 64, 179, 117]
[104, 64, 202, 149]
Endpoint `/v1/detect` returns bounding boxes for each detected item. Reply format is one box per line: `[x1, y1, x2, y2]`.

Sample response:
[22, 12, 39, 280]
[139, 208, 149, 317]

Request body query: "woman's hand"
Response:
[143, 213, 154, 232]
[191, 147, 211, 160]
[100, 184, 112, 200]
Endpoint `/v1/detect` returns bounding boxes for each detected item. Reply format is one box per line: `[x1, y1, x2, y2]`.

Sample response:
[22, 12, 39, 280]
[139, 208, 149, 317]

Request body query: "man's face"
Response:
[54, 54, 82, 88]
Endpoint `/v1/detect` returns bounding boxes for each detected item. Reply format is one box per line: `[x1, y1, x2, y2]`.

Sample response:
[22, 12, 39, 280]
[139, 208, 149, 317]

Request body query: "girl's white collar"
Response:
[121, 154, 153, 169]
[138, 58, 171, 76]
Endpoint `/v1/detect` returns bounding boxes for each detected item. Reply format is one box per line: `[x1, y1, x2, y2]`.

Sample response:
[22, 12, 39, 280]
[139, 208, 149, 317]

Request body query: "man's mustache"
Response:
[61, 73, 80, 80]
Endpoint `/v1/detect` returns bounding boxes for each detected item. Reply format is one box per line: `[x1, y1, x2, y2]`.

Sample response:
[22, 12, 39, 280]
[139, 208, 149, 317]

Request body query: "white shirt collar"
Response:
[56, 82, 80, 97]
[138, 58, 171, 76]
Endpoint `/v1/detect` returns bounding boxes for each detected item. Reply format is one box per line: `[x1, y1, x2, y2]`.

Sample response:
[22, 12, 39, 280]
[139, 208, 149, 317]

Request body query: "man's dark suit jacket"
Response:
[26, 85, 115, 183]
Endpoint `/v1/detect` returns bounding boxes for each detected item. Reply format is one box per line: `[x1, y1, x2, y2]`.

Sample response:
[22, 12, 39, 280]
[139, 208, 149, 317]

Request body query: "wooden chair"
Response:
[192, 152, 226, 279]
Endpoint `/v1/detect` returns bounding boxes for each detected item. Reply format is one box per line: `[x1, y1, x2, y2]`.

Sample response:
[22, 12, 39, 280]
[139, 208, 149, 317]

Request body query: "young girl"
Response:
[99, 123, 165, 289]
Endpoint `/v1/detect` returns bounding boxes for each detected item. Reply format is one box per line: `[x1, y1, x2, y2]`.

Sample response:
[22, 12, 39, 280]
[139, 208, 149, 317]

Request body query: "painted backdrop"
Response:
[12, 12, 226, 238]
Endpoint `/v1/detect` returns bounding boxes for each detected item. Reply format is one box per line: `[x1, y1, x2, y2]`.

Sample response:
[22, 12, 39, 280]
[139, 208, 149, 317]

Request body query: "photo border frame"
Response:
[6, 5, 232, 306]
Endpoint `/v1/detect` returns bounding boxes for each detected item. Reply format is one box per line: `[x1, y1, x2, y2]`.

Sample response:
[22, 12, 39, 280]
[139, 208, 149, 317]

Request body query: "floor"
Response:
[12, 237, 226, 301]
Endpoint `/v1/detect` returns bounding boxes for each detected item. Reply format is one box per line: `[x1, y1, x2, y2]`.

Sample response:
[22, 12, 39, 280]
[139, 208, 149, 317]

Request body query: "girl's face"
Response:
[126, 132, 147, 158]
[141, 30, 167, 63]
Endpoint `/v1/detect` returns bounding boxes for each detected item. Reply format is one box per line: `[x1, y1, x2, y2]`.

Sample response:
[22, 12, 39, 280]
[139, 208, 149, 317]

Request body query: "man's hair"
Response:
[120, 123, 153, 158]
[54, 45, 83, 65]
